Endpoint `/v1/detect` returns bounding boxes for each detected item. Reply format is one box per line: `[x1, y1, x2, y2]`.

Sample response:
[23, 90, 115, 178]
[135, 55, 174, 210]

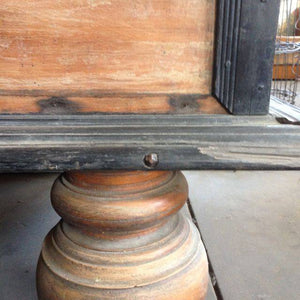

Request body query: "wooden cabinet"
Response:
[0, 0, 280, 115]
[0, 0, 298, 171]
[1, 2, 299, 300]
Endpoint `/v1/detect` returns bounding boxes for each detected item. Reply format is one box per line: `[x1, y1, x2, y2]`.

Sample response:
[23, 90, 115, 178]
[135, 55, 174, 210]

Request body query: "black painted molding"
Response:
[0, 115, 299, 171]
[214, 0, 280, 115]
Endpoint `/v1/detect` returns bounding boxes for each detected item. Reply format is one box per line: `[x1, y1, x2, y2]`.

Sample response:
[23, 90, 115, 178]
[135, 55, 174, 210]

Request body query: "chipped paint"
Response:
[198, 145, 298, 166]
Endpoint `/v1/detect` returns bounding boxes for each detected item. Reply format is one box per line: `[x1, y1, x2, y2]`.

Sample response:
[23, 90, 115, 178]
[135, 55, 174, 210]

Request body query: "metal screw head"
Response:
[144, 153, 159, 168]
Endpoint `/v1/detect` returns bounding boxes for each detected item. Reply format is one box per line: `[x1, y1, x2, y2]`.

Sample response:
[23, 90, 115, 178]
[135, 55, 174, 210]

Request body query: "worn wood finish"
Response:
[0, 115, 299, 171]
[0, 0, 215, 103]
[181, 205, 218, 300]
[36, 170, 208, 299]
[0, 94, 226, 114]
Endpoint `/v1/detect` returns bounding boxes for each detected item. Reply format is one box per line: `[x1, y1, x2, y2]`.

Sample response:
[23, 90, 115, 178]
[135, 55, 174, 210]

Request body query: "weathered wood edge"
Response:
[0, 115, 299, 172]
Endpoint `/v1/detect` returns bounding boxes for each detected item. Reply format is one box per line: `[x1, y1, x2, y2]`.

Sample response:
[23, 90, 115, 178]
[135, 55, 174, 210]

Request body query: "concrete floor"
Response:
[185, 171, 300, 300]
[0, 174, 59, 300]
[0, 171, 299, 300]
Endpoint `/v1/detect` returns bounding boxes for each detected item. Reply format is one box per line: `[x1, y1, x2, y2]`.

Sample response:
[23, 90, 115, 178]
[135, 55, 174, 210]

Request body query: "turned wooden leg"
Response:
[36, 171, 208, 299]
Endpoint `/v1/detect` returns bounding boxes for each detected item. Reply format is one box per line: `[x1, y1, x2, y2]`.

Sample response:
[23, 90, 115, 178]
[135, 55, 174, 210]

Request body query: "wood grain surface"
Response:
[0, 94, 226, 114]
[0, 115, 299, 171]
[37, 170, 208, 299]
[0, 0, 215, 103]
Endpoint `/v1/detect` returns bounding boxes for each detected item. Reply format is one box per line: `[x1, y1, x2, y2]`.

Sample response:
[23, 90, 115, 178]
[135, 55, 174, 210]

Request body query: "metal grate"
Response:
[272, 0, 300, 105]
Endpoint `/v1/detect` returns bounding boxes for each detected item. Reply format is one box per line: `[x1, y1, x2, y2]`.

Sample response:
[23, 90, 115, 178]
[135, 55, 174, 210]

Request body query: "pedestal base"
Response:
[37, 171, 208, 299]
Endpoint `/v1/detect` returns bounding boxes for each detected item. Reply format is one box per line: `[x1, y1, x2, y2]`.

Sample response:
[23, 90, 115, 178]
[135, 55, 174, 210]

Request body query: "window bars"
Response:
[272, 0, 300, 105]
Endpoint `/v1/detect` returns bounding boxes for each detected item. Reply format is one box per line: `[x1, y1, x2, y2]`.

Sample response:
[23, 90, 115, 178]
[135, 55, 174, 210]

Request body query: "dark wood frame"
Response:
[0, 115, 299, 171]
[214, 0, 281, 115]
[0, 0, 298, 172]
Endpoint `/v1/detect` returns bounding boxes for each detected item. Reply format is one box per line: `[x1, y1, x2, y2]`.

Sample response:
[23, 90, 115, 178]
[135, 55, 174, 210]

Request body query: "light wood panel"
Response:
[0, 0, 216, 101]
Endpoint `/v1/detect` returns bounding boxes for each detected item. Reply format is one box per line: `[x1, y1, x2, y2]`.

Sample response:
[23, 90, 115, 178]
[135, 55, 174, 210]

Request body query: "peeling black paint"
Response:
[38, 97, 81, 114]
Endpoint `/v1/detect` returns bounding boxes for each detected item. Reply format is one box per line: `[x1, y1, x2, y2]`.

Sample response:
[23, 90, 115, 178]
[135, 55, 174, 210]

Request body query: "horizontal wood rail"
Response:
[0, 115, 299, 171]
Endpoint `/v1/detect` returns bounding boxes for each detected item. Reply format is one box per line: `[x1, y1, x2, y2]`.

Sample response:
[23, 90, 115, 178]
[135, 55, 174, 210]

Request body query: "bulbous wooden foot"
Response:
[36, 171, 208, 299]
